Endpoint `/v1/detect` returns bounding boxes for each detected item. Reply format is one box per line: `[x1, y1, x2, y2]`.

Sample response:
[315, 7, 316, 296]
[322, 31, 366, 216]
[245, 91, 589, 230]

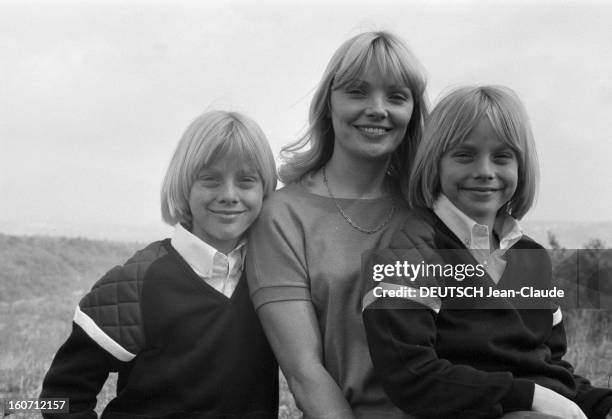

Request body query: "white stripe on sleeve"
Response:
[73, 305, 136, 362]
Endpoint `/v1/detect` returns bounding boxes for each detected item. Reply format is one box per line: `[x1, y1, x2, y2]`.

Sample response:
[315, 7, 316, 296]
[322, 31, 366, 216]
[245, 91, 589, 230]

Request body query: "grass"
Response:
[2, 294, 610, 418]
[564, 310, 612, 388]
[1, 233, 609, 417]
[0, 292, 302, 418]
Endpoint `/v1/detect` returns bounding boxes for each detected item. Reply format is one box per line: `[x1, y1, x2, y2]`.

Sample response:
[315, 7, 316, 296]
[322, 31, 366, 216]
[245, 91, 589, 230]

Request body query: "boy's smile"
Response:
[189, 155, 263, 254]
[439, 117, 518, 229]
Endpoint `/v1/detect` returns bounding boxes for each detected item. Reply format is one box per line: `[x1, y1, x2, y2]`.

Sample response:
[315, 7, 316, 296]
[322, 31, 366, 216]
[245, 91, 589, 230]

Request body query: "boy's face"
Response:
[189, 155, 264, 254]
[439, 117, 518, 229]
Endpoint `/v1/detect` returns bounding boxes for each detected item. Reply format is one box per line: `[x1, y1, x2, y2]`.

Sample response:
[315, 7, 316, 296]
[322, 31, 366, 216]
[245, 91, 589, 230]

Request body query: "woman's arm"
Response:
[257, 300, 354, 419]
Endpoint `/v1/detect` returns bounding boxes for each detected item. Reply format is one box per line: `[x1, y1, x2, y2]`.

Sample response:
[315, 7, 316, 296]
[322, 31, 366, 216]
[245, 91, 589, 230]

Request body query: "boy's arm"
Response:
[362, 245, 534, 419]
[39, 242, 152, 418]
[40, 322, 115, 418]
[545, 310, 612, 419]
[363, 299, 533, 418]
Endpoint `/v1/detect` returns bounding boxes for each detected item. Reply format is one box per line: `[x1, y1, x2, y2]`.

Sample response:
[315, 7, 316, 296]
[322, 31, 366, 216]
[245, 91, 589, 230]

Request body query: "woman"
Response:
[247, 31, 428, 418]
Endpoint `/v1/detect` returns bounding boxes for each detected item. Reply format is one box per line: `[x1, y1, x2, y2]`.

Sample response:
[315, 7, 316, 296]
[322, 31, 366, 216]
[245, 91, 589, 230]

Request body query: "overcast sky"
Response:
[1, 0, 611, 242]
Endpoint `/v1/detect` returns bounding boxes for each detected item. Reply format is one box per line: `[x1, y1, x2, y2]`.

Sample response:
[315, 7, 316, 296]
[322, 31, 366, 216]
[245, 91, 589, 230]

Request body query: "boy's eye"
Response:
[389, 93, 408, 101]
[389, 90, 412, 103]
[237, 174, 261, 188]
[451, 151, 473, 161]
[346, 87, 366, 96]
[493, 151, 516, 163]
[197, 175, 220, 186]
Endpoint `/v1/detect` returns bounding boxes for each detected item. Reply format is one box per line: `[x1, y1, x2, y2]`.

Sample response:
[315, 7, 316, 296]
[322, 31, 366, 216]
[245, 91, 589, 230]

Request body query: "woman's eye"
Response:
[343, 81, 368, 96]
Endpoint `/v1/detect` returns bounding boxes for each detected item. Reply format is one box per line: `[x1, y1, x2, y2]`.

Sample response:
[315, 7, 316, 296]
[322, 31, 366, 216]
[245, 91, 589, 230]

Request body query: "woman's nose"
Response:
[365, 94, 388, 119]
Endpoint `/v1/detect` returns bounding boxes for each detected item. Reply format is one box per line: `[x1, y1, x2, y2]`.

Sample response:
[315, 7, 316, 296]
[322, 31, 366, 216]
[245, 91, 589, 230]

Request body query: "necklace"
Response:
[322, 166, 396, 235]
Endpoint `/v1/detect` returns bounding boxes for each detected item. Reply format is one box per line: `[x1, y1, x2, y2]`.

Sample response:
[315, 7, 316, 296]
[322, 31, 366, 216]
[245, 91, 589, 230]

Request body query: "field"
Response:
[1, 233, 611, 418]
[0, 234, 301, 418]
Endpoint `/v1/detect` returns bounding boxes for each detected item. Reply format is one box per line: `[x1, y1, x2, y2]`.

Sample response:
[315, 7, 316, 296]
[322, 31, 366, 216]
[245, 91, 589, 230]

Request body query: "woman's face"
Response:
[329, 63, 414, 164]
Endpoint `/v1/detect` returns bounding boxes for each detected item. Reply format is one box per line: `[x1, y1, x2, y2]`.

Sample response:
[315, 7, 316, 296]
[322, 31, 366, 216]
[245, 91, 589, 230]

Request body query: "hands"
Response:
[532, 384, 587, 419]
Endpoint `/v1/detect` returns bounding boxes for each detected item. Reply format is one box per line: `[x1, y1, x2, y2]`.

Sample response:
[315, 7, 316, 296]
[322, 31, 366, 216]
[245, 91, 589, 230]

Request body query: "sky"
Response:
[1, 0, 611, 242]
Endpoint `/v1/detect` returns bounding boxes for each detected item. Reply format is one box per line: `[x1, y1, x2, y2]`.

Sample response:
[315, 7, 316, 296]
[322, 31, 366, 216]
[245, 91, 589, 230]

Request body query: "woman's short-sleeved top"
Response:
[247, 180, 412, 419]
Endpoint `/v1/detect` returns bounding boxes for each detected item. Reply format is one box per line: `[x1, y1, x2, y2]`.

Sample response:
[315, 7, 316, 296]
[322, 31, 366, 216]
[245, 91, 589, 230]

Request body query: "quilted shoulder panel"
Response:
[77, 240, 168, 357]
[391, 209, 438, 250]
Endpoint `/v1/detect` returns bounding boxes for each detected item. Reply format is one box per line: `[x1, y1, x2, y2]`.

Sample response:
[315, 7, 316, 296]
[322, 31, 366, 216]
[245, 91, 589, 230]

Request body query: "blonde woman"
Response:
[247, 31, 428, 418]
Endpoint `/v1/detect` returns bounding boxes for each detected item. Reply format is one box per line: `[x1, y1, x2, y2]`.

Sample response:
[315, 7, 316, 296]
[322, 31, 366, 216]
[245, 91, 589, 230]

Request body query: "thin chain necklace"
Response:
[322, 166, 395, 235]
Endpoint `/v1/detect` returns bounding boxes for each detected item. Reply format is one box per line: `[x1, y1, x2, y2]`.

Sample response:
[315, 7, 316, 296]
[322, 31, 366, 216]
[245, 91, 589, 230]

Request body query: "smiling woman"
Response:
[246, 31, 428, 419]
[328, 64, 414, 165]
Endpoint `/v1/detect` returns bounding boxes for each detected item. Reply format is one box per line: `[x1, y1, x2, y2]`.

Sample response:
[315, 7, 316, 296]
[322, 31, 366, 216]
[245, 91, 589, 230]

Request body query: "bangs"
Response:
[485, 103, 527, 155]
[332, 36, 416, 90]
[437, 101, 487, 153]
[438, 92, 523, 156]
[195, 124, 264, 176]
[204, 136, 254, 169]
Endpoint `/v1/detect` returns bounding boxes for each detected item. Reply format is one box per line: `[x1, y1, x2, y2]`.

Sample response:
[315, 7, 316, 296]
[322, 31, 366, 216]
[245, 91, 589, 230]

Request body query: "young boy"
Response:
[40, 111, 279, 418]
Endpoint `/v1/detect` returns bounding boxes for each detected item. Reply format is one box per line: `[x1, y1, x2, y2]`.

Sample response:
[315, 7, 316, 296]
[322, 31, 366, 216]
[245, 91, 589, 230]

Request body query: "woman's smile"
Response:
[329, 63, 413, 162]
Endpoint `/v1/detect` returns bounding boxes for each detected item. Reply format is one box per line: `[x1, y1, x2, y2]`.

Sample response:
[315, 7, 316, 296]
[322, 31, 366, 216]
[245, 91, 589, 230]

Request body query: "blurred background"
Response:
[1, 1, 610, 417]
[1, 0, 611, 243]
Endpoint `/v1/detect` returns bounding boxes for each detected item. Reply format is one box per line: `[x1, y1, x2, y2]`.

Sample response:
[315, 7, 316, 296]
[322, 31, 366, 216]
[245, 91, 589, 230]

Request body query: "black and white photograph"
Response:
[1, 1, 611, 418]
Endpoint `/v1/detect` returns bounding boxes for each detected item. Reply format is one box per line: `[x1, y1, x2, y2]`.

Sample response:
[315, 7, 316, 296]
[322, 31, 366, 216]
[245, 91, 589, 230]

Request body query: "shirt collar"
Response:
[433, 194, 522, 251]
[170, 223, 246, 277]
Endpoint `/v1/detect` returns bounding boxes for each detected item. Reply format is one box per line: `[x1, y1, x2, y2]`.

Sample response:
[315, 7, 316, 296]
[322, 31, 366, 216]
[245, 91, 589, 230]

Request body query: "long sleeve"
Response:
[546, 311, 612, 419]
[362, 247, 534, 419]
[40, 323, 116, 418]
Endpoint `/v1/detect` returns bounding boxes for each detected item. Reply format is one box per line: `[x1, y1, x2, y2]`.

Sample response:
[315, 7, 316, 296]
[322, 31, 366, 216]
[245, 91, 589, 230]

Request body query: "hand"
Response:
[532, 384, 587, 419]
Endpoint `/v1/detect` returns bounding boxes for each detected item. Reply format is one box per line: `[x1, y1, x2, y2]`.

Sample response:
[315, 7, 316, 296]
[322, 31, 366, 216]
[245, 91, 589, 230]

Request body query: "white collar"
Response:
[433, 194, 522, 251]
[170, 223, 246, 278]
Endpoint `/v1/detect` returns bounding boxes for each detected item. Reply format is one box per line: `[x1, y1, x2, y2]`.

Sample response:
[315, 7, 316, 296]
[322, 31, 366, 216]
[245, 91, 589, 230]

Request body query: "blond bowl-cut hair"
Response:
[279, 31, 428, 185]
[408, 85, 539, 220]
[161, 110, 277, 226]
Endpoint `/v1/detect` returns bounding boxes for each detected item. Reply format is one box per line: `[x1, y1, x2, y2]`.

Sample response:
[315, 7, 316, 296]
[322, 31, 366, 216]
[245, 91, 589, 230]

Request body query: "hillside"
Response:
[522, 220, 612, 249]
[0, 232, 610, 417]
[0, 233, 142, 303]
[1, 225, 611, 303]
